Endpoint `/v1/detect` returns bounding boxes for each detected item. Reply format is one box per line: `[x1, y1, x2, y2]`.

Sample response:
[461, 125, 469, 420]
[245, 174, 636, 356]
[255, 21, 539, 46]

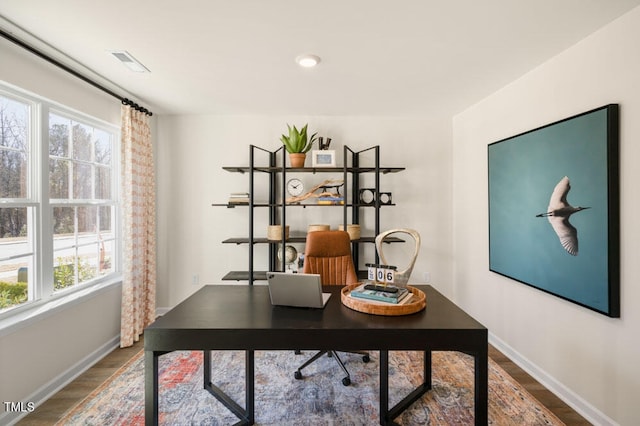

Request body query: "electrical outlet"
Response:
[423, 272, 431, 283]
[192, 274, 199, 286]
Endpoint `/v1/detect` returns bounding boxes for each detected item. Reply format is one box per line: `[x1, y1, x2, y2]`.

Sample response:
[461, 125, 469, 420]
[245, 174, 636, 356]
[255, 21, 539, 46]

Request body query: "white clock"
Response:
[286, 178, 304, 196]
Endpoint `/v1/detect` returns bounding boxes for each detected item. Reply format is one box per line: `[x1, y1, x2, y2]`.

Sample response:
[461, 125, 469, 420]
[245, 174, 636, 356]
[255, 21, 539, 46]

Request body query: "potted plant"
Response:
[280, 124, 317, 167]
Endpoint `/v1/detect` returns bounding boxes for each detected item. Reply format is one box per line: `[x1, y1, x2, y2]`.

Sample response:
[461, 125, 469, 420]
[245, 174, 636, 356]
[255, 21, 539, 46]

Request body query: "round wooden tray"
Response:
[341, 283, 426, 316]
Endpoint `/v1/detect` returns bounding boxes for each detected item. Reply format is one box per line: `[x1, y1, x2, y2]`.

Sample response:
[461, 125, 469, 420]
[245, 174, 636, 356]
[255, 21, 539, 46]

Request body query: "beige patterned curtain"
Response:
[120, 105, 156, 347]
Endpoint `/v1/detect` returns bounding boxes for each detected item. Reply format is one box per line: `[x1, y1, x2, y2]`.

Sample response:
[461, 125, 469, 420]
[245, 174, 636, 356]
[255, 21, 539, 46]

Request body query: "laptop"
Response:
[266, 272, 331, 308]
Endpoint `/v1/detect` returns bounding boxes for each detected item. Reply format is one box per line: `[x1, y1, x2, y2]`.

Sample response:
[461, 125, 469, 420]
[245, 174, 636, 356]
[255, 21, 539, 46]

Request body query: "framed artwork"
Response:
[488, 104, 620, 317]
[311, 150, 336, 167]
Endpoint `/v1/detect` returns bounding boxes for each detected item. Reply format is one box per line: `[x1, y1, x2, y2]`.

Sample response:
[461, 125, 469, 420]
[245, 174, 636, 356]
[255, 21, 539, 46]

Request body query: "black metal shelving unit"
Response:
[213, 144, 405, 284]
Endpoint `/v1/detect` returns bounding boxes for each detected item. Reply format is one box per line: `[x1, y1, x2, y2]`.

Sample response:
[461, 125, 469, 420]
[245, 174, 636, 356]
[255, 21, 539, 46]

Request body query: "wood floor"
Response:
[17, 339, 590, 425]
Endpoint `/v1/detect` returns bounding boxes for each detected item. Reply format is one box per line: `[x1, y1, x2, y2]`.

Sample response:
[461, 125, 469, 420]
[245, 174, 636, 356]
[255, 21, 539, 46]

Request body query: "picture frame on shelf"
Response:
[311, 150, 336, 167]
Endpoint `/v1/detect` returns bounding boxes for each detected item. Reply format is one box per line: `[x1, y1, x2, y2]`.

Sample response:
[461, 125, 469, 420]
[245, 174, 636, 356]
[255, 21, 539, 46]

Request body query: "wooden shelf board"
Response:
[222, 236, 404, 244]
[223, 166, 405, 174]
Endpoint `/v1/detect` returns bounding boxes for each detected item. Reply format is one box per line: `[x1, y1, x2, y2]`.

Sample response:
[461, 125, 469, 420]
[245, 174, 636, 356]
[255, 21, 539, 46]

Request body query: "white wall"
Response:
[156, 115, 454, 308]
[0, 38, 123, 423]
[453, 7, 640, 425]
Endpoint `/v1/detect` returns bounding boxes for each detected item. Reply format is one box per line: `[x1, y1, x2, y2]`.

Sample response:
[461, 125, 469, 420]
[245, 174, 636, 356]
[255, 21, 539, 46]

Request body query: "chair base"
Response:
[294, 350, 370, 386]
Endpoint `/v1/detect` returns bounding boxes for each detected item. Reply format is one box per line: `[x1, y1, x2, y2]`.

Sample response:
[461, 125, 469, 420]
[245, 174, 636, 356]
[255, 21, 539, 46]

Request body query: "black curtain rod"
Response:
[0, 27, 153, 116]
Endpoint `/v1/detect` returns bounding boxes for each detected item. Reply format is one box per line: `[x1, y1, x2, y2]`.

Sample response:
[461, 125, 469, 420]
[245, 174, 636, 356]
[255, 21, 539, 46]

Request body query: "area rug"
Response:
[57, 350, 564, 425]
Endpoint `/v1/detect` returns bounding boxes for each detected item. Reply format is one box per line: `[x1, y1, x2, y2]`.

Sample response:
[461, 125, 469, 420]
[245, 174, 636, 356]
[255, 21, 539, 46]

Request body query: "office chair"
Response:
[294, 230, 370, 386]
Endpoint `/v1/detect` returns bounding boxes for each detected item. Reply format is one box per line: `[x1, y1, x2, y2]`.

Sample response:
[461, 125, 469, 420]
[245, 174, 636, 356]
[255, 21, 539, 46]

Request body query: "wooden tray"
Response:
[341, 284, 426, 316]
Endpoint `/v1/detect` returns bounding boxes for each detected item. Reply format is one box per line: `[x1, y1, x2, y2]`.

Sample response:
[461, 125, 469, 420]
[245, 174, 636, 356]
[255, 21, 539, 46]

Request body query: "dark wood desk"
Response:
[144, 285, 488, 425]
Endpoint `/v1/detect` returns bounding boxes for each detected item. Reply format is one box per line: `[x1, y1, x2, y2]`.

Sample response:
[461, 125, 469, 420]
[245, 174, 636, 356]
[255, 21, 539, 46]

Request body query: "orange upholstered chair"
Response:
[294, 230, 369, 386]
[302, 230, 359, 285]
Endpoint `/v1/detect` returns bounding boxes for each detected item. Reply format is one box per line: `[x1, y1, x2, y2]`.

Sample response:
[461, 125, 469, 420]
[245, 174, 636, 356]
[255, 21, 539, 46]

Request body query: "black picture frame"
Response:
[488, 104, 620, 317]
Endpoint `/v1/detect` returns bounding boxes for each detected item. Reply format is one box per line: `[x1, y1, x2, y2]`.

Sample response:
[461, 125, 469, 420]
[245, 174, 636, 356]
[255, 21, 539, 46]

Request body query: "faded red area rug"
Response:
[57, 350, 564, 425]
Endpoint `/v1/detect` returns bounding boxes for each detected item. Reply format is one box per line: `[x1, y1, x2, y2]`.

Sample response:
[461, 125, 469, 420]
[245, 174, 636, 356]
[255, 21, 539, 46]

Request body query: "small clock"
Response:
[286, 178, 304, 197]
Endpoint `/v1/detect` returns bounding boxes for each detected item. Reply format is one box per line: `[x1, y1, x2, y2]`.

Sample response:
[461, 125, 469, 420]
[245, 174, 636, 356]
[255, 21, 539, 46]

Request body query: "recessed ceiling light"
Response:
[109, 50, 150, 73]
[295, 54, 321, 68]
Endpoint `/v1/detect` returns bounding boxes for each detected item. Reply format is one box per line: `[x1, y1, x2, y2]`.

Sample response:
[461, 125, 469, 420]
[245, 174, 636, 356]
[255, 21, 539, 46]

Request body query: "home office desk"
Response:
[144, 284, 488, 425]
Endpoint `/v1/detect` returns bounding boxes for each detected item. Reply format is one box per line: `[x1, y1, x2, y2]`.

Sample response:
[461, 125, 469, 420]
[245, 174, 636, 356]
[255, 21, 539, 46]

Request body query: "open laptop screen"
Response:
[266, 272, 331, 308]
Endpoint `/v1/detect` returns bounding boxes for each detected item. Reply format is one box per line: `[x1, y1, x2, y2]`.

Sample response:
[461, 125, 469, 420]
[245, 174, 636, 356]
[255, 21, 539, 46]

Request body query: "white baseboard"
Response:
[1, 334, 120, 426]
[489, 332, 618, 426]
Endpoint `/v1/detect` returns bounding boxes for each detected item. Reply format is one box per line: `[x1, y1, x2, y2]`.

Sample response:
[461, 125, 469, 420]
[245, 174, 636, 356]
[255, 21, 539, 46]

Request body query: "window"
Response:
[0, 83, 119, 316]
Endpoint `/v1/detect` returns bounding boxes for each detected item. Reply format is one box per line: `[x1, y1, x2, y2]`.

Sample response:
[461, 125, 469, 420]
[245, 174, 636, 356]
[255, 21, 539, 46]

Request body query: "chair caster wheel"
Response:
[362, 355, 370, 363]
[294, 371, 303, 380]
[342, 377, 351, 386]
[295, 350, 301, 354]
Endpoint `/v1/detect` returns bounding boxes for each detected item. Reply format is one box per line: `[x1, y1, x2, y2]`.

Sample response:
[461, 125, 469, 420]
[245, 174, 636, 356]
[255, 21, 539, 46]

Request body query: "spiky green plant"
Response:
[280, 124, 317, 153]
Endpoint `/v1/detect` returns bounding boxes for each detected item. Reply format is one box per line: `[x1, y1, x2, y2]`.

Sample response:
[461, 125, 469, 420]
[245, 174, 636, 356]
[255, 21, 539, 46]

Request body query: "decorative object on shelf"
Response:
[286, 179, 344, 204]
[379, 192, 393, 205]
[358, 188, 393, 205]
[277, 244, 298, 263]
[228, 192, 249, 205]
[375, 229, 421, 286]
[286, 178, 304, 197]
[280, 123, 318, 168]
[308, 224, 330, 232]
[338, 224, 361, 240]
[267, 225, 290, 241]
[311, 150, 336, 167]
[318, 137, 332, 150]
[277, 244, 299, 272]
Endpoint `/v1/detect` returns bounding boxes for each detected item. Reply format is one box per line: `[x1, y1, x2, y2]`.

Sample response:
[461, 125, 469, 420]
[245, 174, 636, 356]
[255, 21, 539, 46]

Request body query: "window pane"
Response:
[49, 114, 70, 157]
[95, 129, 111, 165]
[53, 206, 74, 236]
[95, 166, 111, 199]
[0, 207, 32, 312]
[1, 95, 29, 199]
[49, 158, 70, 199]
[73, 163, 92, 199]
[99, 206, 112, 233]
[0, 257, 31, 311]
[72, 122, 92, 161]
[0, 207, 29, 242]
[53, 249, 99, 290]
[53, 254, 76, 291]
[52, 206, 102, 291]
[99, 239, 114, 275]
[77, 206, 97, 236]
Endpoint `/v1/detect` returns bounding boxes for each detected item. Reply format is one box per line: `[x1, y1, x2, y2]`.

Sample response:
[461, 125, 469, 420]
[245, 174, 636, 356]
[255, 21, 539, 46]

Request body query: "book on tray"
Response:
[349, 283, 411, 304]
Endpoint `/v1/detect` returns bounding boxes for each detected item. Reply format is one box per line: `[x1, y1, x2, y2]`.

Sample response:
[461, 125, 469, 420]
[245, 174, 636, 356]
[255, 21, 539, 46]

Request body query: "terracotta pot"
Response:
[289, 153, 306, 168]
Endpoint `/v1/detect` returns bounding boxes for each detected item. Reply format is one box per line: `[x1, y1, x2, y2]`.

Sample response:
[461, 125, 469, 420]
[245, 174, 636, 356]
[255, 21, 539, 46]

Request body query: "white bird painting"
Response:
[536, 176, 590, 256]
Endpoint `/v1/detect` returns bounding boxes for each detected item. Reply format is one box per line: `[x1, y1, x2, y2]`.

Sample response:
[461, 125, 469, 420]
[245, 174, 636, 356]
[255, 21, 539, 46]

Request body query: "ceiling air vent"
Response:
[109, 50, 150, 73]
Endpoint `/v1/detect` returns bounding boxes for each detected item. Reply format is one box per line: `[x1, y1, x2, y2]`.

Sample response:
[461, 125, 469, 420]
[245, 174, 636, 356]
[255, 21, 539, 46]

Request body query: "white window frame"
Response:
[0, 81, 121, 328]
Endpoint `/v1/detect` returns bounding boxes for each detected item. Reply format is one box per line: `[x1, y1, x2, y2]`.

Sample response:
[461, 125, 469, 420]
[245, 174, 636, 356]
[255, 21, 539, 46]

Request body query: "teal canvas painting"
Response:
[488, 104, 620, 317]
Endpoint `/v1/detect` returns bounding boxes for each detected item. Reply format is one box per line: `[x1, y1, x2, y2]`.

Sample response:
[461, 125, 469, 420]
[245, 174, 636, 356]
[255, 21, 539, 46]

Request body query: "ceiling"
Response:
[1, 1, 639, 116]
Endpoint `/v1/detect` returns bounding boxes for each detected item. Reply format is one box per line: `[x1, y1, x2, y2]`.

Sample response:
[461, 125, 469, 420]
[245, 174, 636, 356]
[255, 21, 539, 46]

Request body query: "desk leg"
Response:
[380, 350, 432, 425]
[144, 351, 159, 426]
[424, 350, 432, 389]
[203, 350, 211, 389]
[246, 350, 255, 424]
[204, 350, 254, 425]
[380, 350, 390, 425]
[475, 346, 488, 425]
